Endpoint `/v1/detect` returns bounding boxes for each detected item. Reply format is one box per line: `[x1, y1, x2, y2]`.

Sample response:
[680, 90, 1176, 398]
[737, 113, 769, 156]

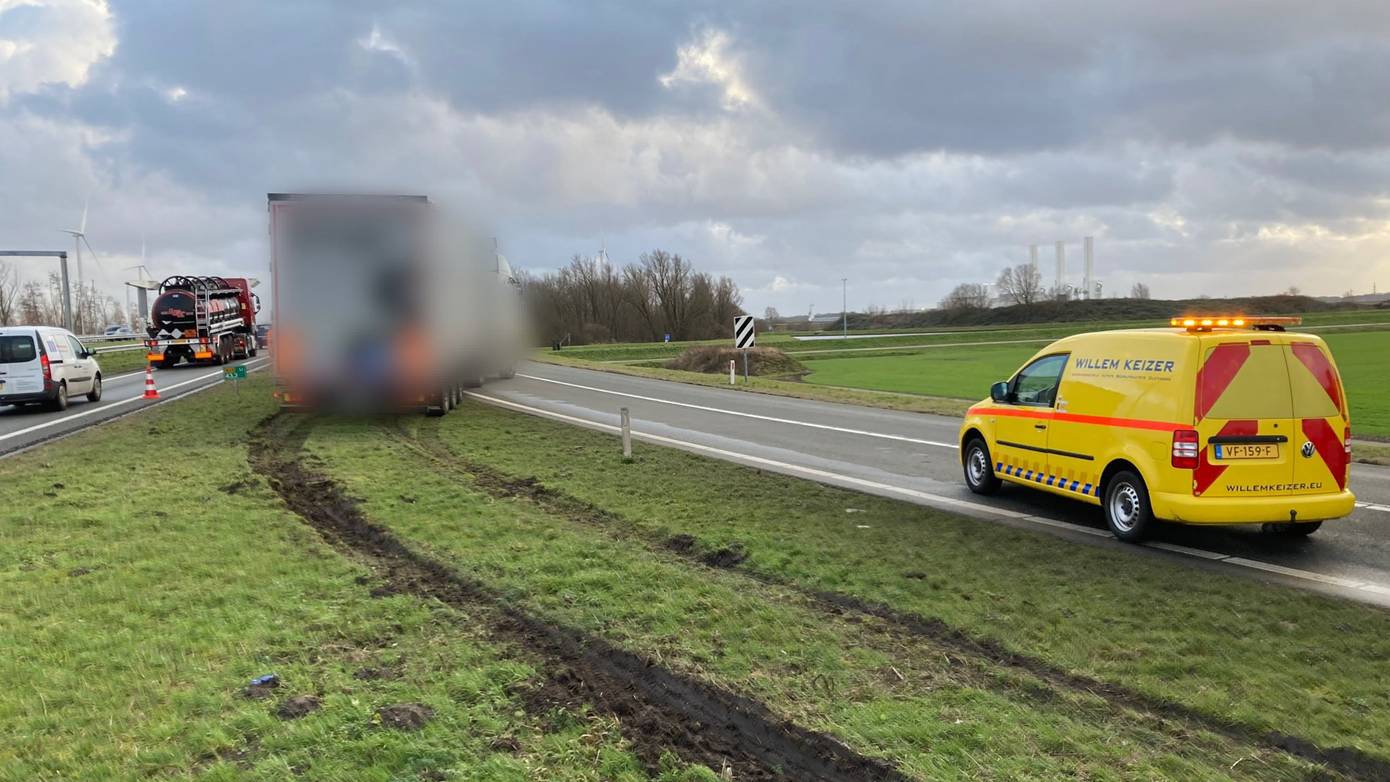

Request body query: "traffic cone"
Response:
[142, 365, 160, 400]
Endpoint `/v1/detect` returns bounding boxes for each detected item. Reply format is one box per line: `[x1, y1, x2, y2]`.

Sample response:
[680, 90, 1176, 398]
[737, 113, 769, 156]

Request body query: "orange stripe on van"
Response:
[969, 406, 1187, 432]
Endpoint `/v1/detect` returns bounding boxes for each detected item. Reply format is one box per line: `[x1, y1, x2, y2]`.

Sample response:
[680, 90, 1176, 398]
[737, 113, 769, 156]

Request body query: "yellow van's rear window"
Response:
[1200, 344, 1293, 420]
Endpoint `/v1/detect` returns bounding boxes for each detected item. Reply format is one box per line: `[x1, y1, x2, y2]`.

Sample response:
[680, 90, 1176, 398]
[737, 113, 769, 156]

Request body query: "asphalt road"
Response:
[471, 360, 1390, 606]
[0, 356, 270, 457]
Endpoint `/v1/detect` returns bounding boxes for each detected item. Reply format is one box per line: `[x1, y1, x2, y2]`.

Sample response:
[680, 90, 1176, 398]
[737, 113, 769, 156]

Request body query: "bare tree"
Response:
[522, 249, 745, 345]
[763, 306, 781, 321]
[642, 250, 694, 340]
[1130, 282, 1151, 299]
[0, 260, 19, 326]
[1285, 285, 1302, 296]
[939, 283, 990, 311]
[996, 264, 1044, 306]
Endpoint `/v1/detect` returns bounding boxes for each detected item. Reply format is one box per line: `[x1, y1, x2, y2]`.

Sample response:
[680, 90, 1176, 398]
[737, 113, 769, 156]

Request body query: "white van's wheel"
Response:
[86, 374, 102, 402]
[962, 438, 1001, 495]
[52, 382, 69, 411]
[1104, 470, 1152, 542]
[498, 366, 516, 380]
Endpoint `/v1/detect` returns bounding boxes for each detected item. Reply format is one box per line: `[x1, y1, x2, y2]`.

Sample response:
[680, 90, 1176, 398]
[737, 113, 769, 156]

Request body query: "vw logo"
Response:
[1301, 441, 1316, 459]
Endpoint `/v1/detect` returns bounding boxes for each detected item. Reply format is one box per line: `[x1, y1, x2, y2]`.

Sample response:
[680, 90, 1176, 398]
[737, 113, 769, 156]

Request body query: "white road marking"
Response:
[1356, 502, 1390, 513]
[468, 389, 1390, 603]
[0, 358, 270, 443]
[515, 373, 958, 448]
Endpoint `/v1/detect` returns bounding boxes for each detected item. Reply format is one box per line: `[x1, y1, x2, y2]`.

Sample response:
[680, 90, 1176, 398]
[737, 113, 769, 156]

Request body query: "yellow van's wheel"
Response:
[1104, 470, 1152, 542]
[962, 438, 1001, 495]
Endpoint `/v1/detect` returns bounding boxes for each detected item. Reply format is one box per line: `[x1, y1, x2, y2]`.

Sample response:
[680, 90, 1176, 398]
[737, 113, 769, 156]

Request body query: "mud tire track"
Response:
[250, 415, 909, 782]
[406, 419, 1390, 782]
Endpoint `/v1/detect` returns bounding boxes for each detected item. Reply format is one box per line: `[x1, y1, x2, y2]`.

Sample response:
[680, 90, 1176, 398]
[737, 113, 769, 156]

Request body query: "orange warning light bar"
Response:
[1170, 315, 1302, 332]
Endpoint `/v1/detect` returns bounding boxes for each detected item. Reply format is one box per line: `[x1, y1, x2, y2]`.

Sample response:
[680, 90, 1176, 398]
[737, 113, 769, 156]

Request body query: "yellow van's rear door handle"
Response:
[1034, 423, 1047, 430]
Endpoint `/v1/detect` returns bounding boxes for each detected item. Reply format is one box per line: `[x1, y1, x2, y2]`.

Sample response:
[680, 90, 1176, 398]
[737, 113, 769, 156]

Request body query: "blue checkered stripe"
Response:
[997, 462, 1097, 497]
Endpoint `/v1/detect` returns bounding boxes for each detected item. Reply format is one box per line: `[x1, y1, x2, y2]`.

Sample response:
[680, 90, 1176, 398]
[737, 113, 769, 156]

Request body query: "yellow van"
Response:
[958, 317, 1355, 541]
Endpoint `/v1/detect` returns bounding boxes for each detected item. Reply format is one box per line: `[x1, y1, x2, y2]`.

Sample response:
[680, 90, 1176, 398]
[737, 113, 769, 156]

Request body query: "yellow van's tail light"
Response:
[1172, 429, 1200, 469]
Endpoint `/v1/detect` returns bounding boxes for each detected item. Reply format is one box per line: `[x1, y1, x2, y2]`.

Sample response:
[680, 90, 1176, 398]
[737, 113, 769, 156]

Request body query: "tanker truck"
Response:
[144, 275, 260, 368]
[267, 193, 527, 414]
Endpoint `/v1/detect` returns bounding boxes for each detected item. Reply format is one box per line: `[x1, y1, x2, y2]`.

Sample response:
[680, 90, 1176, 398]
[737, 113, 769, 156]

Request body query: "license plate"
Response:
[1213, 443, 1279, 460]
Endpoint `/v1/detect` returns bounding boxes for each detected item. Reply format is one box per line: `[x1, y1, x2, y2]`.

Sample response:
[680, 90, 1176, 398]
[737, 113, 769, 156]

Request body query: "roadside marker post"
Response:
[222, 364, 247, 396]
[733, 315, 755, 384]
[729, 359, 735, 385]
[620, 407, 632, 460]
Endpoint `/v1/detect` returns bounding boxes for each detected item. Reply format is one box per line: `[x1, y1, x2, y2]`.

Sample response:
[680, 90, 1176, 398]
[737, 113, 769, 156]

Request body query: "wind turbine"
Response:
[123, 236, 158, 331]
[58, 199, 103, 332]
[59, 200, 96, 287]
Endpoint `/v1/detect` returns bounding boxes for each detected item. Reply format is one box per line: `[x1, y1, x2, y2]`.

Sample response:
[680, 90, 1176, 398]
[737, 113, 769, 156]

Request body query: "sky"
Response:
[2, 0, 1389, 318]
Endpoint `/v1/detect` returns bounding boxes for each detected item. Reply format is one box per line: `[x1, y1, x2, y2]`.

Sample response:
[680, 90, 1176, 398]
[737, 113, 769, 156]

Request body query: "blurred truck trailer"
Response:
[267, 193, 527, 414]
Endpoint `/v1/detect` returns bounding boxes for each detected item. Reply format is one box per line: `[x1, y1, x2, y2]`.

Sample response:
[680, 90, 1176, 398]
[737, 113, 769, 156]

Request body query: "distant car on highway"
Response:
[0, 326, 103, 411]
[103, 323, 136, 339]
[958, 316, 1353, 541]
[255, 323, 272, 348]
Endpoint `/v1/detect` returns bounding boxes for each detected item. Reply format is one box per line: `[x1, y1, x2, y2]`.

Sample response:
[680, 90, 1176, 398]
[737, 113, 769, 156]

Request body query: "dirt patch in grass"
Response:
[376, 703, 435, 731]
[250, 414, 908, 782]
[401, 422, 1390, 782]
[665, 345, 806, 377]
[276, 695, 322, 720]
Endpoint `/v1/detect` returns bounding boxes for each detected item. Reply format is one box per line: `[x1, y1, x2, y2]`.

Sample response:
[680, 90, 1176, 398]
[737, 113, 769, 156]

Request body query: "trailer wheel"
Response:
[426, 387, 449, 417]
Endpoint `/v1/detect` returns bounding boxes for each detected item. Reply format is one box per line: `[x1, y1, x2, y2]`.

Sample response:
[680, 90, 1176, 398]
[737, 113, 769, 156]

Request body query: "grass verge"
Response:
[0, 375, 705, 781]
[411, 399, 1390, 773]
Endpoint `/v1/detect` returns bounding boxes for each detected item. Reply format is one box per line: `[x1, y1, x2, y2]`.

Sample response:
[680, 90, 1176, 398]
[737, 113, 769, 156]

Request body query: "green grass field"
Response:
[90, 346, 150, 377]
[799, 330, 1390, 437]
[8, 375, 1390, 778]
[550, 309, 1390, 364]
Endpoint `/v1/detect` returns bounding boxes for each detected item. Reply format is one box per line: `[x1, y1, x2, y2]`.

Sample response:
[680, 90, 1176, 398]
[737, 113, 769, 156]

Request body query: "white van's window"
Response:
[1012, 354, 1068, 407]
[1201, 344, 1293, 420]
[0, 335, 37, 363]
[68, 336, 87, 358]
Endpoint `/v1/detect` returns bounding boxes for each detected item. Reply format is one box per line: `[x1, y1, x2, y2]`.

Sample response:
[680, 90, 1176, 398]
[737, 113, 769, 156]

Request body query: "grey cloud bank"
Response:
[1, 0, 1388, 315]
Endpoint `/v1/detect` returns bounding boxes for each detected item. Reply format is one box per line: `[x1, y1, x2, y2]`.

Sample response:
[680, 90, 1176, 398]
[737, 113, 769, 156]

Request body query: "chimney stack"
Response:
[1055, 241, 1066, 295]
[1083, 236, 1094, 300]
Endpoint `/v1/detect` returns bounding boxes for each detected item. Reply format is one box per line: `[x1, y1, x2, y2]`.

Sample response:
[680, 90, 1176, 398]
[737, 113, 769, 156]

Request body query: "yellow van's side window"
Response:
[1012, 354, 1068, 407]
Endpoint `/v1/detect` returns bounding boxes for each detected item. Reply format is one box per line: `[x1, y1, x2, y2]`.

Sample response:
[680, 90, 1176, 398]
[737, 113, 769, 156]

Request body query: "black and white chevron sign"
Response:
[733, 315, 756, 349]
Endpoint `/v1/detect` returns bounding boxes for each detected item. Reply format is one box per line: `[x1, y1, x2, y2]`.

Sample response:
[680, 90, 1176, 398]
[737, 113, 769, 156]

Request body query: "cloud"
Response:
[1, 0, 1389, 318]
[660, 28, 759, 110]
[0, 0, 114, 101]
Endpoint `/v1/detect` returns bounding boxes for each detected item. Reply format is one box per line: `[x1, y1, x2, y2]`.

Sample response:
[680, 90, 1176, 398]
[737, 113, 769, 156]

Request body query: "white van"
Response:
[0, 327, 103, 411]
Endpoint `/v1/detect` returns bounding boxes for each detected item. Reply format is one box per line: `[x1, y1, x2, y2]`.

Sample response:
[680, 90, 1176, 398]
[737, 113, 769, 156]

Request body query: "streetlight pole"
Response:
[1, 250, 72, 330]
[841, 278, 847, 338]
